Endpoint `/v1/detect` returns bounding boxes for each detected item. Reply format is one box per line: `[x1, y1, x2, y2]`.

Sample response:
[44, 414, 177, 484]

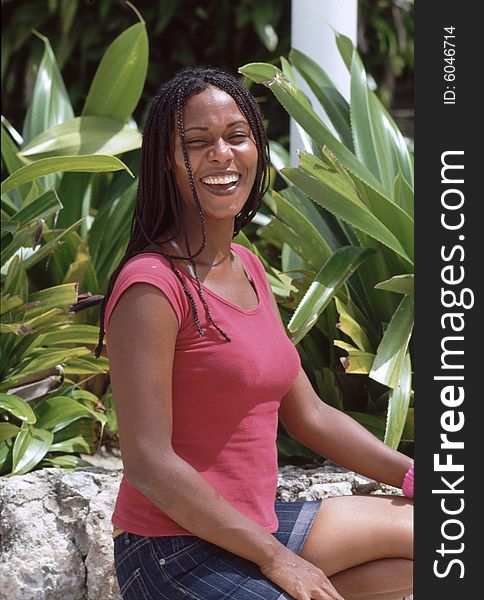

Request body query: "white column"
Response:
[290, 0, 358, 165]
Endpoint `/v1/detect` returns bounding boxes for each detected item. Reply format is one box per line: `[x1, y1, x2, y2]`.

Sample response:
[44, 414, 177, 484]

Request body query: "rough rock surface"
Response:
[0, 459, 411, 600]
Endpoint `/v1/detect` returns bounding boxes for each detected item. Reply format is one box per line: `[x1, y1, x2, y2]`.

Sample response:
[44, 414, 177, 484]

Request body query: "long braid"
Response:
[94, 66, 270, 358]
[175, 90, 232, 342]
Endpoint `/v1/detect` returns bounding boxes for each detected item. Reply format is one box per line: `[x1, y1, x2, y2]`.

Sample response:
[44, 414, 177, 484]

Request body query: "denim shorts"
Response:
[113, 499, 322, 599]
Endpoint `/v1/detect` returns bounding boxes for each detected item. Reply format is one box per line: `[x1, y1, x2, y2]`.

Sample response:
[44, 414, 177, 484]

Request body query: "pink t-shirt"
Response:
[104, 242, 301, 536]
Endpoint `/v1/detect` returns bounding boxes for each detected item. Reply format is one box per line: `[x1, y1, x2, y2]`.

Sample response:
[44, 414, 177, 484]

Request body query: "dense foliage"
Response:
[240, 32, 414, 456]
[1, 3, 414, 475]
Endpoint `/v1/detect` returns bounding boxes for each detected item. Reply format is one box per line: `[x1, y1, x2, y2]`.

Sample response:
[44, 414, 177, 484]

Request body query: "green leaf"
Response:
[336, 32, 413, 191]
[1, 155, 133, 194]
[18, 219, 83, 273]
[50, 418, 97, 453]
[350, 54, 413, 194]
[347, 165, 414, 263]
[20, 116, 142, 159]
[288, 246, 375, 344]
[370, 295, 414, 389]
[350, 52, 394, 195]
[0, 222, 39, 268]
[35, 395, 107, 433]
[281, 185, 343, 252]
[375, 274, 414, 295]
[39, 454, 93, 469]
[63, 355, 110, 375]
[315, 368, 344, 410]
[37, 324, 103, 346]
[0, 348, 91, 392]
[2, 255, 28, 302]
[334, 297, 373, 352]
[335, 32, 354, 71]
[281, 242, 306, 277]
[264, 189, 332, 271]
[283, 156, 412, 264]
[24, 283, 78, 318]
[393, 171, 414, 218]
[0, 438, 14, 474]
[239, 62, 383, 193]
[334, 340, 375, 375]
[70, 390, 100, 406]
[280, 57, 320, 156]
[1, 121, 27, 175]
[1, 120, 30, 201]
[348, 232, 400, 325]
[384, 352, 412, 448]
[7, 188, 62, 229]
[289, 48, 353, 150]
[0, 423, 21, 443]
[101, 392, 119, 434]
[11, 426, 53, 475]
[0, 294, 24, 315]
[22, 32, 74, 144]
[82, 22, 148, 122]
[0, 393, 36, 424]
[90, 180, 137, 286]
[269, 140, 290, 170]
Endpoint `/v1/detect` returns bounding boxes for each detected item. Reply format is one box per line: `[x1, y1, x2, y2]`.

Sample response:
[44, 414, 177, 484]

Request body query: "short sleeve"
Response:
[104, 254, 188, 342]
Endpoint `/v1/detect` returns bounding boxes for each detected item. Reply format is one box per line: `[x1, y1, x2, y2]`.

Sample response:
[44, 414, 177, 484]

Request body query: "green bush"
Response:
[240, 31, 414, 452]
[1, 10, 146, 475]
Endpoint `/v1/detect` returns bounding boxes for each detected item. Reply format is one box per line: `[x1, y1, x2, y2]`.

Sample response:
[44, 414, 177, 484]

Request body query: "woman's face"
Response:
[171, 85, 258, 222]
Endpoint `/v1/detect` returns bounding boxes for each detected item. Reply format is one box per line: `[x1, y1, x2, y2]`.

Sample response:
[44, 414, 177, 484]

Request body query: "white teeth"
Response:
[201, 174, 240, 185]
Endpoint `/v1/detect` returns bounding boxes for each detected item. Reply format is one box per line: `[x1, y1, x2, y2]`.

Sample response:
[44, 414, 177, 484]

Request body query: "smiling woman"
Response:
[94, 67, 413, 600]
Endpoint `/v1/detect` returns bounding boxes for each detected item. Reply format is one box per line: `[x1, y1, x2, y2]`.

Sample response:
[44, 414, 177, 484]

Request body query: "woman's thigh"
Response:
[299, 494, 413, 576]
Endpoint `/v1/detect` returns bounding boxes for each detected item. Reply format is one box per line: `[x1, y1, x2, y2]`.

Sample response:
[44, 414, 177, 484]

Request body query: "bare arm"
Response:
[267, 288, 412, 488]
[280, 369, 412, 488]
[108, 283, 283, 566]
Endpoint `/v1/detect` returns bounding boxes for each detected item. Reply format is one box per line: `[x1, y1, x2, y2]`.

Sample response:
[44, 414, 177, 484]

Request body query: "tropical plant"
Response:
[0, 141, 120, 475]
[2, 0, 291, 142]
[1, 8, 146, 474]
[239, 31, 414, 452]
[0, 391, 107, 476]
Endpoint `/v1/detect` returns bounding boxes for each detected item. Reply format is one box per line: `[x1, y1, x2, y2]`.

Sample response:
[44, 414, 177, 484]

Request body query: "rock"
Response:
[0, 467, 122, 600]
[352, 474, 379, 494]
[298, 482, 353, 500]
[80, 446, 123, 471]
[0, 463, 408, 600]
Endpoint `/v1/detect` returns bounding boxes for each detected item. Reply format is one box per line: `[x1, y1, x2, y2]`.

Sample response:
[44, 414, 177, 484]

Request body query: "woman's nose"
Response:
[208, 139, 233, 162]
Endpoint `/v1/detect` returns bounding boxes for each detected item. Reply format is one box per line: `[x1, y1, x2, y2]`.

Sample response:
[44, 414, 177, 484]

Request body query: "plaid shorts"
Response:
[113, 499, 322, 599]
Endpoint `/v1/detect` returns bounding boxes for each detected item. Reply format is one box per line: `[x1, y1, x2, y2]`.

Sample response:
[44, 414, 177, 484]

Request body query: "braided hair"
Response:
[94, 66, 270, 358]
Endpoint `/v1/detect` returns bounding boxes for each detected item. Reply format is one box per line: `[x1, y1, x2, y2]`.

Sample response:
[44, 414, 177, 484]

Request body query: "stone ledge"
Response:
[0, 464, 410, 600]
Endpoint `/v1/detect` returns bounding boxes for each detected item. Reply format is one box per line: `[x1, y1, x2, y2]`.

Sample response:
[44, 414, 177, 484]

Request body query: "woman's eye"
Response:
[230, 133, 248, 141]
[186, 139, 207, 144]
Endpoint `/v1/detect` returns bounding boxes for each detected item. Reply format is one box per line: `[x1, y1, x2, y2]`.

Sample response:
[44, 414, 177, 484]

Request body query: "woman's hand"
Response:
[259, 546, 345, 600]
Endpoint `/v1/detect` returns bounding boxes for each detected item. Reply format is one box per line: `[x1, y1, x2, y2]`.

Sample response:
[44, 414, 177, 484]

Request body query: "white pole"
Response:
[290, 0, 358, 165]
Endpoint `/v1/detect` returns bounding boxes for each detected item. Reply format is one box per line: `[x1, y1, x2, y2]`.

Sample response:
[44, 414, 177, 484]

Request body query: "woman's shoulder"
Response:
[116, 250, 181, 282]
[231, 242, 264, 272]
[114, 250, 186, 304]
[106, 251, 188, 330]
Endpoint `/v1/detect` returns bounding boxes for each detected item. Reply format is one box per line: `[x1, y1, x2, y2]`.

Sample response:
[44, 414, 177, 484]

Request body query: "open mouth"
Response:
[200, 173, 241, 193]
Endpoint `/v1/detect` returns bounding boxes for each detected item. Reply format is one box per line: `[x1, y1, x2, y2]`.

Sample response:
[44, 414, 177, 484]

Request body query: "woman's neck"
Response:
[161, 217, 235, 269]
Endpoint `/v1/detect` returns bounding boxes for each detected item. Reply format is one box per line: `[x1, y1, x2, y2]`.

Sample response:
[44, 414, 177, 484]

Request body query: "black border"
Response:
[415, 4, 481, 596]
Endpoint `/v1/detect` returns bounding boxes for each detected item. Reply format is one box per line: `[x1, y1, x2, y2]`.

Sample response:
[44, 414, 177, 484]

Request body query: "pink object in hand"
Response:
[402, 465, 414, 498]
